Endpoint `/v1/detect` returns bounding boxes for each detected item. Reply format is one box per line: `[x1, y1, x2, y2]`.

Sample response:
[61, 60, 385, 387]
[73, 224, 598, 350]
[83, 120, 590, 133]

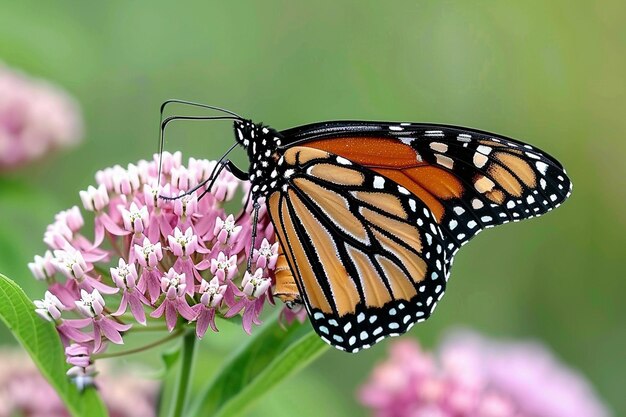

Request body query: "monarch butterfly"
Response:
[160, 100, 572, 353]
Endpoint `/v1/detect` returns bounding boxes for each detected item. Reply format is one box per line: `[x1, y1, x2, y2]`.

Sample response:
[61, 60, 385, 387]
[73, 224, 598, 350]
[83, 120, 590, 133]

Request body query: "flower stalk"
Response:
[169, 330, 197, 417]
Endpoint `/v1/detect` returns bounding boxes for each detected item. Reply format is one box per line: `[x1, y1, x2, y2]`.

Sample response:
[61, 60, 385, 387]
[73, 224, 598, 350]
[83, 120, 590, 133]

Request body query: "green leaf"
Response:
[0, 274, 109, 417]
[186, 314, 329, 417]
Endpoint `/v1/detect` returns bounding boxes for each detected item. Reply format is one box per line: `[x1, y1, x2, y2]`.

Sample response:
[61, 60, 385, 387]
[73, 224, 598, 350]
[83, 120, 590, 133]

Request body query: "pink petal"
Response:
[98, 318, 125, 344]
[112, 295, 129, 316]
[176, 298, 197, 321]
[195, 309, 210, 339]
[150, 300, 166, 319]
[98, 213, 129, 236]
[165, 302, 178, 331]
[128, 294, 147, 325]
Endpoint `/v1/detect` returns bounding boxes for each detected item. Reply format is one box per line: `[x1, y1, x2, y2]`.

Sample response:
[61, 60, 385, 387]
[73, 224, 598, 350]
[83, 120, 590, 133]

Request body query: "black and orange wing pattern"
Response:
[233, 119, 572, 352]
[267, 146, 448, 352]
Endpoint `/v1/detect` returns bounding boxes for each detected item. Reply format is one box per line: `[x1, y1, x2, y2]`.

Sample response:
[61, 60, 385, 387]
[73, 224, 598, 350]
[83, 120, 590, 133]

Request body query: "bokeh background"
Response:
[0, 1, 624, 415]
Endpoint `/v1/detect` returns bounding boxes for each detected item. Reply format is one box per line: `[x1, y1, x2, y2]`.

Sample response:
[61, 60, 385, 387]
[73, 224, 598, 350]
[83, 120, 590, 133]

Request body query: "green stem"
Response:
[169, 330, 197, 417]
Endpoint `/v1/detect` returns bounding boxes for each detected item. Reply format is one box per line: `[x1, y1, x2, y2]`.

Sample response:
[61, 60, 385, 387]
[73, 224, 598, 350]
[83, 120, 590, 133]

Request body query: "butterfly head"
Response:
[233, 120, 282, 152]
[233, 119, 285, 196]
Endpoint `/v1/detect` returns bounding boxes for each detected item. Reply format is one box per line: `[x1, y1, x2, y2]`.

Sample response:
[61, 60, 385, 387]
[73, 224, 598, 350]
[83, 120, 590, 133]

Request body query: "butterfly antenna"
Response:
[156, 99, 243, 191]
[156, 113, 241, 194]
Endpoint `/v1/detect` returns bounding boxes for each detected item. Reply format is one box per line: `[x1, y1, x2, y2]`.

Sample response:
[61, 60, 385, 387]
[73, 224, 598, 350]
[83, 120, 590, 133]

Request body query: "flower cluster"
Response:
[30, 151, 289, 387]
[359, 330, 611, 417]
[0, 62, 82, 170]
[0, 348, 157, 417]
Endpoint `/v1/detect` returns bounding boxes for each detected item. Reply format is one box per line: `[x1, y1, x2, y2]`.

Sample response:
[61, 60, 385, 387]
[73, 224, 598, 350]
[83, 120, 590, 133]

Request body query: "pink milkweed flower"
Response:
[225, 269, 271, 334]
[150, 269, 197, 331]
[70, 289, 132, 352]
[241, 268, 272, 298]
[34, 290, 64, 322]
[31, 151, 294, 387]
[192, 277, 227, 339]
[111, 259, 149, 325]
[52, 248, 118, 298]
[0, 62, 83, 171]
[253, 238, 279, 270]
[359, 330, 612, 417]
[28, 250, 56, 281]
[210, 251, 238, 282]
[120, 202, 149, 236]
[80, 183, 129, 246]
[168, 227, 199, 258]
[214, 214, 243, 245]
[135, 237, 164, 302]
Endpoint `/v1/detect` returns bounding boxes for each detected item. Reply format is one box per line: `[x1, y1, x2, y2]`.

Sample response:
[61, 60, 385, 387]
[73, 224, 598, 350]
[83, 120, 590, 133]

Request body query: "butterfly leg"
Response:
[245, 200, 261, 272]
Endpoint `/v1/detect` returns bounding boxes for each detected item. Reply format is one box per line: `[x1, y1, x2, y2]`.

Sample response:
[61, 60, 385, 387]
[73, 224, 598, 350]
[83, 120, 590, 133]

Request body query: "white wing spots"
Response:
[457, 134, 472, 142]
[474, 176, 496, 193]
[536, 161, 548, 175]
[525, 151, 540, 160]
[423, 208, 430, 218]
[472, 198, 484, 209]
[343, 322, 352, 332]
[506, 200, 516, 209]
[481, 216, 493, 222]
[435, 154, 454, 169]
[373, 176, 385, 189]
[430, 142, 448, 153]
[314, 312, 324, 320]
[550, 194, 557, 202]
[526, 195, 535, 204]
[336, 156, 352, 165]
[453, 206, 465, 215]
[398, 186, 410, 195]
[425, 130, 444, 137]
[540, 178, 547, 189]
[467, 220, 477, 229]
[389, 125, 403, 131]
[284, 169, 295, 178]
[319, 326, 329, 334]
[388, 322, 400, 330]
[473, 152, 489, 168]
[409, 199, 417, 212]
[262, 127, 269, 134]
[357, 313, 365, 323]
[449, 220, 458, 230]
[400, 137, 414, 145]
[476, 145, 492, 155]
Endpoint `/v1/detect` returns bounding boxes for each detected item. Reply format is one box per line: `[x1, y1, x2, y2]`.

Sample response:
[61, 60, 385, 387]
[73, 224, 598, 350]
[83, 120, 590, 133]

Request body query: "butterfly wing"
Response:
[280, 121, 572, 258]
[267, 146, 448, 352]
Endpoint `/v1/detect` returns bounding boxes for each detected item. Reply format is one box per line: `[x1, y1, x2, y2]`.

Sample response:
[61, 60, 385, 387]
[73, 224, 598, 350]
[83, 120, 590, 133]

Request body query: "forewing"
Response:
[280, 121, 572, 257]
[267, 146, 447, 352]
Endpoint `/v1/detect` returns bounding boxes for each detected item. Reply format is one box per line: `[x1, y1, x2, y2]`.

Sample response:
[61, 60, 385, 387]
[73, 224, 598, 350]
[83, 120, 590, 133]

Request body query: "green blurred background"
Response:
[0, 1, 624, 415]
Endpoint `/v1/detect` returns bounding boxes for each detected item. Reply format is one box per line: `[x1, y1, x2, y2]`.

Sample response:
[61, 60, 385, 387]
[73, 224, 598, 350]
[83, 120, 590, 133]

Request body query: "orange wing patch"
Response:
[305, 137, 463, 221]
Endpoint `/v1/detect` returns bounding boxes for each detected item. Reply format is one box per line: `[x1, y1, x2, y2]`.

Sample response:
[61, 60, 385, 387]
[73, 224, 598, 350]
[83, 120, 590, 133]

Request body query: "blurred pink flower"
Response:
[0, 348, 157, 417]
[30, 151, 289, 387]
[0, 62, 82, 170]
[359, 330, 612, 417]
